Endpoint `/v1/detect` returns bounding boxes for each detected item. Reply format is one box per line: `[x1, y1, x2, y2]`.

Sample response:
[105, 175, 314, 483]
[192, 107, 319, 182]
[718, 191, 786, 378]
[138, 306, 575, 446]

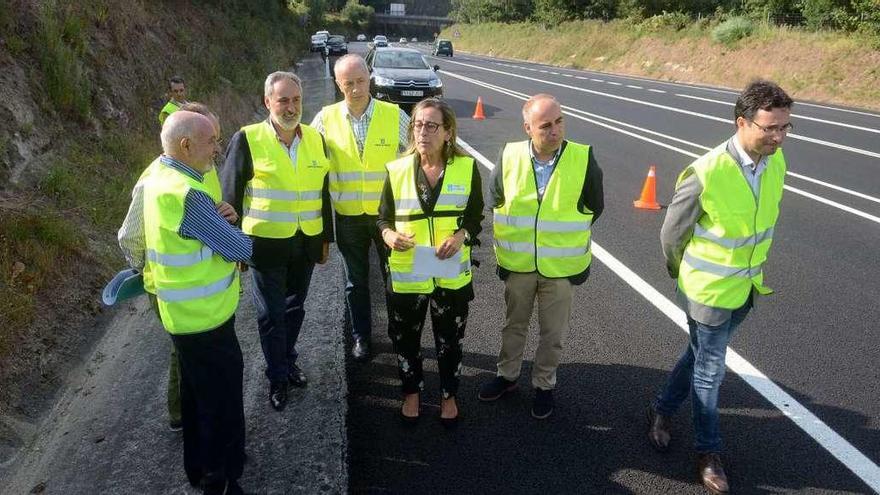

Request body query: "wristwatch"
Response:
[460, 229, 471, 243]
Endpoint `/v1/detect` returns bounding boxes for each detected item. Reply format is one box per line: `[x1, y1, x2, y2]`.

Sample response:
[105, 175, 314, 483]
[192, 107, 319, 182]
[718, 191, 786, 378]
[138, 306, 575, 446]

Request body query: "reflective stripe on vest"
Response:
[241, 122, 329, 238]
[139, 160, 222, 294]
[143, 163, 239, 334]
[493, 140, 594, 278]
[677, 143, 786, 309]
[386, 154, 474, 294]
[323, 100, 400, 216]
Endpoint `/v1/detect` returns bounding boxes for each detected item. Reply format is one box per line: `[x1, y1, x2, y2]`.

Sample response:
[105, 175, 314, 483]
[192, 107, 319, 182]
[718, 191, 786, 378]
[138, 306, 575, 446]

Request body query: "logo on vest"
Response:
[307, 159, 322, 168]
[375, 137, 392, 147]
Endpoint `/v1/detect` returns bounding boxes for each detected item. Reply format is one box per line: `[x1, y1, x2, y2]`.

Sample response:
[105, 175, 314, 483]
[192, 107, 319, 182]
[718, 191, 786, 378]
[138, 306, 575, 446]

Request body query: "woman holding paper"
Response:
[377, 98, 484, 428]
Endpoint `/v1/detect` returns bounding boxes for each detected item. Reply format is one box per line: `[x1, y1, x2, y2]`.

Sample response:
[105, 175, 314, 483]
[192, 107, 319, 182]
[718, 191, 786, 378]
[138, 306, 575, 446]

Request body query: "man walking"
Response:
[478, 94, 603, 419]
[310, 54, 409, 362]
[221, 71, 333, 411]
[647, 80, 793, 494]
[143, 110, 251, 494]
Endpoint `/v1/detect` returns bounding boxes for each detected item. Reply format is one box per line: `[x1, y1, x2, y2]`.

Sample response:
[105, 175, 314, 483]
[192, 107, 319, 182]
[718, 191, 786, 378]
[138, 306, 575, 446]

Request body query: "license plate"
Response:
[401, 90, 423, 97]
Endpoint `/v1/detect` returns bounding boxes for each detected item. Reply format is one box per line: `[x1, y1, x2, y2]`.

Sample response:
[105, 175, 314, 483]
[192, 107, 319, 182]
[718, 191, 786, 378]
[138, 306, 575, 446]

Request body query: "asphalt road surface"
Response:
[345, 43, 880, 494]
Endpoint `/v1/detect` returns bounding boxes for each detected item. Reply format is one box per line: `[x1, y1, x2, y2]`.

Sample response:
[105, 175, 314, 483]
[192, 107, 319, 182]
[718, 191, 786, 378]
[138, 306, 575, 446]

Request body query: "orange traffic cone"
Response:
[472, 97, 486, 120]
[633, 165, 661, 210]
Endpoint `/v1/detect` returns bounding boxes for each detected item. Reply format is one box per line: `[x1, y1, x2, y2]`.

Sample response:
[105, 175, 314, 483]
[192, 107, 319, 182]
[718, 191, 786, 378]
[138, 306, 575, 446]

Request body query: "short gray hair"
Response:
[160, 111, 209, 154]
[264, 71, 302, 99]
[333, 54, 369, 77]
[522, 93, 559, 122]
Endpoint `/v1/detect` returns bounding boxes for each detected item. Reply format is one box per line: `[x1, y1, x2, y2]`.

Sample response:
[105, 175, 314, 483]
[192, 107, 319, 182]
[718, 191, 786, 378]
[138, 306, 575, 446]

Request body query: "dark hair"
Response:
[169, 75, 186, 89]
[734, 80, 793, 121]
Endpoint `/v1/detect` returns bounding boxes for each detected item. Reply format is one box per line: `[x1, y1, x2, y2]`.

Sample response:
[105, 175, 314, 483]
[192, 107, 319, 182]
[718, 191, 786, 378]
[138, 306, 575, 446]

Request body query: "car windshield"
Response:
[374, 51, 428, 69]
[375, 36, 387, 41]
[329, 36, 344, 43]
[439, 41, 451, 47]
[312, 35, 323, 41]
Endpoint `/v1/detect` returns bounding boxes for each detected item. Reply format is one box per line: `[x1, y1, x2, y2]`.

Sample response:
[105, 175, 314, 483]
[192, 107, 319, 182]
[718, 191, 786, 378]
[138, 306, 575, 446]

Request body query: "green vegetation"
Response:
[712, 16, 756, 44]
[1, 0, 311, 334]
[0, 211, 86, 342]
[451, 0, 880, 38]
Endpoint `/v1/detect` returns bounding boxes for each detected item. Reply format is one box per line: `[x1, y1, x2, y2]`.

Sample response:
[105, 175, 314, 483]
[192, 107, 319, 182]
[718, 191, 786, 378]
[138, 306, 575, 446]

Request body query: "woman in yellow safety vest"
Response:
[377, 98, 484, 428]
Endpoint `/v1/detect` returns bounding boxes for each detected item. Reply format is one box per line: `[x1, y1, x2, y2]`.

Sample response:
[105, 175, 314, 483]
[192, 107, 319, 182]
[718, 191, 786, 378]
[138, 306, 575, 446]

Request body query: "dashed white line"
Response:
[648, 89, 666, 93]
[626, 85, 643, 89]
[606, 81, 622, 86]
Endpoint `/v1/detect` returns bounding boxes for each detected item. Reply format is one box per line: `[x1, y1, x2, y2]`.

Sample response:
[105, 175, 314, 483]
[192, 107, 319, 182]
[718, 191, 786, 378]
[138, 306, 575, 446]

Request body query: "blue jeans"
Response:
[335, 213, 388, 340]
[250, 259, 314, 385]
[654, 300, 751, 453]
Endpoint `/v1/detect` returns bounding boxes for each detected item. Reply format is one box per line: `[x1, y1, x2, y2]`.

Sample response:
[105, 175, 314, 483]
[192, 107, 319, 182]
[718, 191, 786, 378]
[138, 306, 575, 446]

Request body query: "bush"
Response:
[639, 11, 692, 32]
[35, 2, 92, 121]
[712, 16, 755, 44]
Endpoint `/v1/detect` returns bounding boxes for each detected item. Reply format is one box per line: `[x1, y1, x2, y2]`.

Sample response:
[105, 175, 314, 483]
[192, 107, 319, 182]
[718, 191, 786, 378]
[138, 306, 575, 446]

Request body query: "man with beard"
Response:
[221, 71, 333, 411]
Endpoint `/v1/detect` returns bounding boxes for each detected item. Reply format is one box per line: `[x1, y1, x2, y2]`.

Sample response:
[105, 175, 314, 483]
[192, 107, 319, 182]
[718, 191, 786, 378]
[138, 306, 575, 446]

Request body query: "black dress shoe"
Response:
[647, 405, 672, 452]
[352, 338, 371, 362]
[287, 364, 308, 388]
[269, 382, 288, 411]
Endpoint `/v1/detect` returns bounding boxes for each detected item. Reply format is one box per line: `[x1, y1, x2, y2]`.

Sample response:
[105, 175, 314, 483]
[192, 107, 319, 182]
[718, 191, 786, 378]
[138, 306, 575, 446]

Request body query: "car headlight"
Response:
[428, 79, 443, 88]
[373, 76, 394, 87]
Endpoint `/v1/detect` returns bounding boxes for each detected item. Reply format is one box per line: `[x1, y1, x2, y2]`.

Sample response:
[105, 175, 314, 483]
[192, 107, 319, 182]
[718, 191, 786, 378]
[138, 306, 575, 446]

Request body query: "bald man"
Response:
[143, 111, 251, 494]
[118, 102, 236, 432]
[479, 94, 604, 420]
[311, 54, 411, 362]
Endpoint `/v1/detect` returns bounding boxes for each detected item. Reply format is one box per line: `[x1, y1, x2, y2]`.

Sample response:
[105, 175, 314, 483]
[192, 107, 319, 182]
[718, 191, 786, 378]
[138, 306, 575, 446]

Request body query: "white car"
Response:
[356, 34, 366, 41]
[410, 37, 417, 42]
[399, 37, 407, 43]
[373, 35, 388, 47]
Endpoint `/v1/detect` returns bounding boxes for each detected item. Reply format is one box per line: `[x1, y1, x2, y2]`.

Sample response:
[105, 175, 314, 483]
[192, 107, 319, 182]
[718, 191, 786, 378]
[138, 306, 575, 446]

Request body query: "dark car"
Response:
[433, 39, 453, 57]
[366, 47, 443, 106]
[326, 35, 348, 55]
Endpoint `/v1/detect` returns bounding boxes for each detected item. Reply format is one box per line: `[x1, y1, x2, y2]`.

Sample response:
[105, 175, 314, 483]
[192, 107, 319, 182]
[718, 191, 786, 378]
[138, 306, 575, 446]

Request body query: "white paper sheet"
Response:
[411, 246, 466, 278]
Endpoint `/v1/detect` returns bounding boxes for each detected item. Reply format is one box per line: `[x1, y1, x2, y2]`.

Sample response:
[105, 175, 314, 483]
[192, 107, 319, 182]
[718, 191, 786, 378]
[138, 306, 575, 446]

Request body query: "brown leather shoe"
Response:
[646, 405, 672, 452]
[697, 453, 729, 494]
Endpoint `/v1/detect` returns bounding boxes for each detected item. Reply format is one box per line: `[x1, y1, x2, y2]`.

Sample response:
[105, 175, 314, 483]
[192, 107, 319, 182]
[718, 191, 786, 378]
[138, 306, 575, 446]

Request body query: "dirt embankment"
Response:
[0, 0, 307, 456]
[443, 22, 880, 111]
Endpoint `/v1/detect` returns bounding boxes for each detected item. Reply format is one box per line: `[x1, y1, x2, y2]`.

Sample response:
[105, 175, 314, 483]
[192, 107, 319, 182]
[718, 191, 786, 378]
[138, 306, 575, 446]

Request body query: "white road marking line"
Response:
[676, 93, 880, 135]
[440, 58, 880, 160]
[563, 74, 573, 77]
[576, 76, 589, 80]
[648, 89, 666, 93]
[459, 134, 880, 493]
[590, 78, 604, 82]
[626, 85, 643, 89]
[607, 81, 622, 86]
[445, 51, 880, 118]
[444, 70, 880, 221]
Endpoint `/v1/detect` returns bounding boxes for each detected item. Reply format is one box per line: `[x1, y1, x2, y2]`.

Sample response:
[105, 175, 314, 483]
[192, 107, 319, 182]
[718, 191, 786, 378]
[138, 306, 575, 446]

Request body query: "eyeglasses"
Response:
[413, 120, 442, 134]
[750, 121, 793, 135]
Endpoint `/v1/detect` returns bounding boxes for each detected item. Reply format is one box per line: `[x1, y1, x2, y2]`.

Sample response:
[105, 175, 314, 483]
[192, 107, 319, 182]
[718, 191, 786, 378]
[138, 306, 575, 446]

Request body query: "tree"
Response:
[341, 0, 374, 28]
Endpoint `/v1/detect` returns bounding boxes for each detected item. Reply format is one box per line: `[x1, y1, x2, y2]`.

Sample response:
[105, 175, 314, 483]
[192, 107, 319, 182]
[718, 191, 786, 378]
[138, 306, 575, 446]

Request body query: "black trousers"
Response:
[171, 316, 245, 491]
[387, 288, 469, 398]
[250, 233, 316, 385]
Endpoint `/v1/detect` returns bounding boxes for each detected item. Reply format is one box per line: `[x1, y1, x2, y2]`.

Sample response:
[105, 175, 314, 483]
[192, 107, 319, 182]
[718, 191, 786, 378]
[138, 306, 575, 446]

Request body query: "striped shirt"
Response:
[117, 156, 251, 269]
[310, 98, 410, 155]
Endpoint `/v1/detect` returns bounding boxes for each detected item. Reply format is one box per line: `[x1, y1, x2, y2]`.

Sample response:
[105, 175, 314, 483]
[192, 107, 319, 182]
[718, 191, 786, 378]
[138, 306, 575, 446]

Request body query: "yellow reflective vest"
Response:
[494, 140, 594, 278]
[387, 154, 474, 294]
[143, 163, 239, 334]
[139, 158, 221, 295]
[322, 100, 400, 215]
[678, 143, 786, 309]
[158, 100, 182, 124]
[241, 122, 329, 238]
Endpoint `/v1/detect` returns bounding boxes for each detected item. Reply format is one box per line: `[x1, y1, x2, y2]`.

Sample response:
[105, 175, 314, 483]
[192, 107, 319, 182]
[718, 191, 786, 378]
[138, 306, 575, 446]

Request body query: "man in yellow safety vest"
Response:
[478, 94, 604, 421]
[648, 80, 793, 495]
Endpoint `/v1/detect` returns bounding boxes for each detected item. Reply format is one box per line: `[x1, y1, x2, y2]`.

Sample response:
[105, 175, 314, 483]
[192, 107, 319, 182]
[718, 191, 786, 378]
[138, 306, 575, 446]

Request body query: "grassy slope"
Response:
[441, 21, 880, 111]
[0, 0, 308, 418]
